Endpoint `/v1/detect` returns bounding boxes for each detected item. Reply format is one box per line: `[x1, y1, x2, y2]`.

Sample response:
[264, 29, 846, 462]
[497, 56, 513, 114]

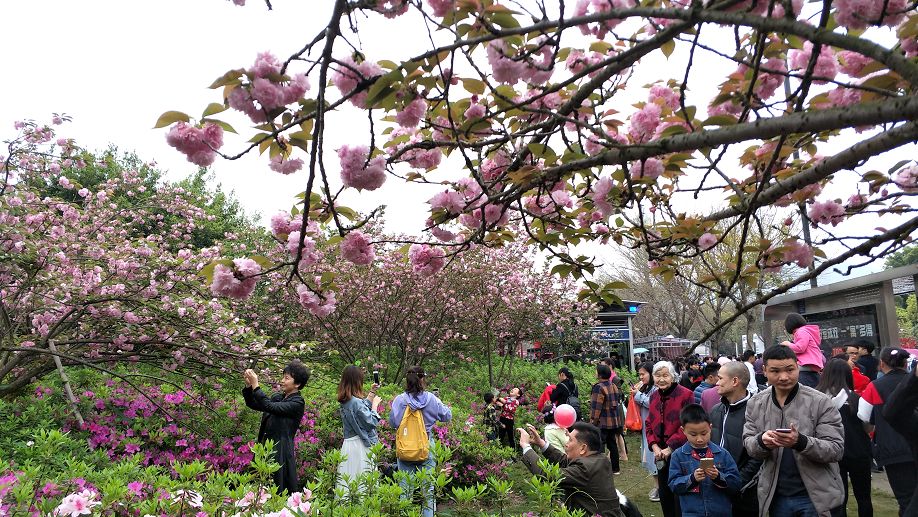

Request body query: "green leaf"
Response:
[209, 68, 245, 89]
[462, 78, 486, 95]
[365, 70, 403, 107]
[889, 160, 912, 174]
[550, 263, 573, 277]
[702, 115, 738, 127]
[658, 124, 688, 137]
[661, 40, 675, 59]
[489, 12, 520, 29]
[249, 255, 273, 270]
[153, 111, 190, 129]
[202, 103, 227, 117]
[201, 118, 237, 134]
[589, 41, 614, 53]
[336, 206, 358, 221]
[603, 281, 629, 290]
[198, 259, 234, 283]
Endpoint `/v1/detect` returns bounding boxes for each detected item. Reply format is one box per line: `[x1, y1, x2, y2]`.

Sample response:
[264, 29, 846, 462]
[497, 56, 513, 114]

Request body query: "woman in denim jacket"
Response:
[337, 365, 382, 488]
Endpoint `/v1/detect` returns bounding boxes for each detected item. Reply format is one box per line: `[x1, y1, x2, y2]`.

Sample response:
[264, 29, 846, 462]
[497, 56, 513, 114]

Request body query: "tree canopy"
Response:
[154, 0, 915, 345]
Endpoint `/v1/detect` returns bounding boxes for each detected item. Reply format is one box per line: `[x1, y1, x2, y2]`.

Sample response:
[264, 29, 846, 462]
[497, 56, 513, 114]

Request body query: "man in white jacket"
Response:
[741, 350, 759, 395]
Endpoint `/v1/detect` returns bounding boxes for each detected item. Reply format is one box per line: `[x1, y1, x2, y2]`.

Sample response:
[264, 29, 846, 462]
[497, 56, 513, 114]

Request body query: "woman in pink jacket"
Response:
[780, 312, 825, 387]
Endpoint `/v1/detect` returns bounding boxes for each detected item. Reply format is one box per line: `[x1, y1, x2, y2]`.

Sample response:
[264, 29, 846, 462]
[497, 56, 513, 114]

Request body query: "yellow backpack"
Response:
[396, 405, 429, 461]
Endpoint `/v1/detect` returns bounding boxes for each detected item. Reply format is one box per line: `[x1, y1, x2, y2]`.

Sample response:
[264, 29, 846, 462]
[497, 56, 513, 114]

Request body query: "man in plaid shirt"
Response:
[591, 363, 625, 474]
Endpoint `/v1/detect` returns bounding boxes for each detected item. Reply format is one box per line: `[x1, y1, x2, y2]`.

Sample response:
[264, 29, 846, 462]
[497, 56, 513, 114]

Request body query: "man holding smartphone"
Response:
[743, 345, 844, 516]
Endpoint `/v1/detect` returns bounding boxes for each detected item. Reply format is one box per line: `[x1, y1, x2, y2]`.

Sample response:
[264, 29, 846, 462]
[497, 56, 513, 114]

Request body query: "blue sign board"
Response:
[591, 328, 631, 342]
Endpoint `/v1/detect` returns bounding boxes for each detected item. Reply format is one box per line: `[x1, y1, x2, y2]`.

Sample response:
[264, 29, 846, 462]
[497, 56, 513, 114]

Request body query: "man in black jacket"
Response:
[242, 361, 310, 494]
[856, 340, 879, 380]
[884, 365, 918, 517]
[709, 361, 762, 517]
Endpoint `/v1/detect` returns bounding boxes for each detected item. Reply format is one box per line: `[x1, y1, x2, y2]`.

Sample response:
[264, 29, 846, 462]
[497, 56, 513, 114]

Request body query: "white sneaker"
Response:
[648, 488, 660, 502]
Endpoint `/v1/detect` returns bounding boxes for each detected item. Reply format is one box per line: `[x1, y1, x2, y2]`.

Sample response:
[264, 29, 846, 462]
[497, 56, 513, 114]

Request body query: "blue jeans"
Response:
[798, 371, 820, 388]
[770, 495, 818, 517]
[396, 442, 437, 517]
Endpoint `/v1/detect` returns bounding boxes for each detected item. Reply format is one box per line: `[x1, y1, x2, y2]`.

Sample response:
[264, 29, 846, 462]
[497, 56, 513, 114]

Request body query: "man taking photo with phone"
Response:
[518, 422, 624, 517]
[743, 345, 844, 516]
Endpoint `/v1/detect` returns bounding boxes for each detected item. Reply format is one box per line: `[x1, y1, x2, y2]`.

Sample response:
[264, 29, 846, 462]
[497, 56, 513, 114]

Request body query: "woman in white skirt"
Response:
[337, 365, 382, 490]
[631, 361, 660, 502]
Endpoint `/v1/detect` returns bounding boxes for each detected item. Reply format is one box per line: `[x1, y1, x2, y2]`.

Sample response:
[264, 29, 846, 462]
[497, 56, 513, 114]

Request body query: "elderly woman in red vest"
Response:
[644, 360, 694, 517]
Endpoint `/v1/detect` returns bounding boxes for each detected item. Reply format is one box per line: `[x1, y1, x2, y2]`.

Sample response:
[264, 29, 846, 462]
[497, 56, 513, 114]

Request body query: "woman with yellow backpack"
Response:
[387, 366, 452, 517]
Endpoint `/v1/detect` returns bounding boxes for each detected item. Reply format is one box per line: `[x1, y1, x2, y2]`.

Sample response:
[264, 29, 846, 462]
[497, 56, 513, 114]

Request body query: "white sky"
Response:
[1, 0, 913, 288]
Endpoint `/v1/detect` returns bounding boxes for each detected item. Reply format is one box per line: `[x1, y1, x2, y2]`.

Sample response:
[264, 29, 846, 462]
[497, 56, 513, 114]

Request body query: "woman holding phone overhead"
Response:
[336, 365, 382, 489]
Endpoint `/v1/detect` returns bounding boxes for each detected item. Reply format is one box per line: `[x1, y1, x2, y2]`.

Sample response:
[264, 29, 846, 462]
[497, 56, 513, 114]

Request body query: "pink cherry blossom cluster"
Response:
[485, 40, 554, 85]
[376, 0, 409, 18]
[893, 165, 918, 192]
[788, 42, 839, 84]
[269, 154, 304, 175]
[408, 243, 446, 277]
[584, 129, 627, 156]
[565, 49, 607, 76]
[270, 212, 304, 239]
[459, 202, 510, 229]
[338, 145, 387, 191]
[628, 103, 662, 143]
[834, 0, 906, 29]
[591, 177, 615, 217]
[648, 84, 681, 111]
[837, 51, 873, 76]
[574, 0, 634, 39]
[228, 52, 310, 123]
[782, 239, 815, 268]
[744, 58, 787, 101]
[523, 188, 574, 218]
[427, 0, 455, 17]
[390, 129, 443, 170]
[339, 231, 375, 265]
[286, 231, 319, 266]
[396, 97, 427, 128]
[901, 31, 918, 57]
[165, 122, 224, 167]
[808, 199, 846, 226]
[332, 55, 384, 108]
[429, 189, 466, 215]
[629, 157, 665, 180]
[698, 232, 718, 250]
[210, 258, 262, 300]
[296, 284, 337, 317]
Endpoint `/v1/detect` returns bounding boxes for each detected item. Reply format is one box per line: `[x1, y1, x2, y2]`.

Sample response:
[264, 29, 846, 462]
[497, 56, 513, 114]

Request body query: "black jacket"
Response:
[884, 373, 918, 517]
[839, 393, 872, 462]
[857, 354, 879, 380]
[550, 378, 579, 404]
[710, 393, 763, 515]
[551, 378, 581, 419]
[865, 369, 912, 467]
[242, 387, 305, 494]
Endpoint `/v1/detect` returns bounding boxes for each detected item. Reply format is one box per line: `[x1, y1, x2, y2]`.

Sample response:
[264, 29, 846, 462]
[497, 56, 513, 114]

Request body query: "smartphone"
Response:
[700, 458, 714, 469]
[373, 370, 380, 385]
[775, 428, 793, 433]
[527, 425, 540, 441]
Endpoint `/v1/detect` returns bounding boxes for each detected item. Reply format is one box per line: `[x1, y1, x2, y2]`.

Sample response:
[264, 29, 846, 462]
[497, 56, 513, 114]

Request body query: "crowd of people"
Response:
[237, 311, 918, 517]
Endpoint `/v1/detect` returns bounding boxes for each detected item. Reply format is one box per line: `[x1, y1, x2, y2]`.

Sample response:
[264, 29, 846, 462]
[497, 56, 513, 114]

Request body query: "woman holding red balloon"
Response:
[643, 360, 694, 517]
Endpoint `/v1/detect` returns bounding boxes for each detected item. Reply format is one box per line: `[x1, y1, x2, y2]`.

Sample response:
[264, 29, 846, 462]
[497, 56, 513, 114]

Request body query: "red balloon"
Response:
[554, 403, 576, 428]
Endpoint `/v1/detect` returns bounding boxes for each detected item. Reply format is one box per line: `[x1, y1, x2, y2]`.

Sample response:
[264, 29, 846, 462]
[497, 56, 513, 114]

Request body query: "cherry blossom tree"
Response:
[0, 120, 273, 398]
[163, 0, 918, 346]
[226, 221, 592, 383]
